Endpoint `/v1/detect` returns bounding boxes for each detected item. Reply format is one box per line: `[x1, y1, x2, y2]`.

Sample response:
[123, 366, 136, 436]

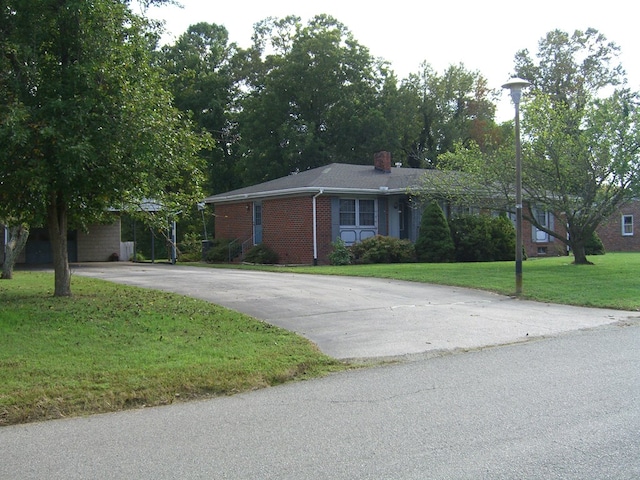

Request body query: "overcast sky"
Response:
[147, 0, 639, 122]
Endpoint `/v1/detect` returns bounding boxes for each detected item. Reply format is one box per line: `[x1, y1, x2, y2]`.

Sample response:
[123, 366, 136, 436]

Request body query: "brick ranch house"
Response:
[206, 151, 639, 265]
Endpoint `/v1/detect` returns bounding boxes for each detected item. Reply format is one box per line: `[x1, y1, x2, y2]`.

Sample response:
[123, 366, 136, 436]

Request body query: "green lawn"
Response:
[2, 253, 638, 426]
[0, 273, 344, 426]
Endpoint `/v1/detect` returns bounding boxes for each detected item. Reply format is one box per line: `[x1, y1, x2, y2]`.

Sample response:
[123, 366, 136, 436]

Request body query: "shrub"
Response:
[178, 232, 203, 262]
[205, 238, 240, 263]
[328, 238, 353, 265]
[415, 201, 455, 262]
[450, 214, 515, 262]
[244, 244, 279, 264]
[132, 252, 146, 262]
[350, 235, 416, 264]
[491, 213, 516, 261]
[585, 230, 606, 255]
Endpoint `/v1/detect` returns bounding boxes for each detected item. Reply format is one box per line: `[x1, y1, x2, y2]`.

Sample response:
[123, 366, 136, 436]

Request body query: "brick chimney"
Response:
[374, 151, 392, 173]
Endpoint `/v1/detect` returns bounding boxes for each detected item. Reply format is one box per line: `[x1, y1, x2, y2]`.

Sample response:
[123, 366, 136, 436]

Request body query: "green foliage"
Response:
[328, 238, 354, 265]
[205, 239, 240, 263]
[244, 244, 279, 264]
[397, 63, 498, 168]
[350, 235, 416, 264]
[178, 232, 204, 262]
[0, 273, 343, 425]
[0, 0, 209, 295]
[132, 252, 147, 262]
[515, 28, 640, 264]
[415, 201, 455, 262]
[491, 213, 516, 261]
[449, 214, 515, 262]
[234, 15, 396, 184]
[584, 230, 606, 255]
[158, 22, 240, 195]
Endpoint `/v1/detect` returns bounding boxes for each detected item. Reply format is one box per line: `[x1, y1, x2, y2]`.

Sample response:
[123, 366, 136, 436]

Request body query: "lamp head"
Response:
[502, 77, 530, 105]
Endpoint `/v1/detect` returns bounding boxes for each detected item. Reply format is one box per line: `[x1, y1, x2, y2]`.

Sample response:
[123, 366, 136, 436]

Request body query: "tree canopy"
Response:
[397, 63, 498, 168]
[0, 0, 208, 295]
[232, 15, 399, 183]
[158, 22, 239, 194]
[516, 29, 640, 264]
[417, 28, 640, 265]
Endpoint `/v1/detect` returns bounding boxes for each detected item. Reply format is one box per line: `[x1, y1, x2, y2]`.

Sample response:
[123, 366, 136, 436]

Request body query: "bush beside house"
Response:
[415, 201, 455, 263]
[449, 214, 515, 262]
[350, 235, 416, 264]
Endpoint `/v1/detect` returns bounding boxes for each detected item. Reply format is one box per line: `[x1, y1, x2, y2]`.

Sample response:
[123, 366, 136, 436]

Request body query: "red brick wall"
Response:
[214, 196, 333, 265]
[315, 196, 333, 264]
[597, 200, 640, 252]
[262, 195, 333, 264]
[214, 202, 253, 242]
[263, 196, 312, 264]
[522, 216, 568, 258]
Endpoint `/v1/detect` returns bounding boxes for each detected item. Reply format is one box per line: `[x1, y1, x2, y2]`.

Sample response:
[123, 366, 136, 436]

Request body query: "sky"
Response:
[147, 0, 639, 122]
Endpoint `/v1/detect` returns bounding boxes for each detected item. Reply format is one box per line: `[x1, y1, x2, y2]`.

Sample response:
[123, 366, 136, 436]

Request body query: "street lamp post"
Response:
[502, 77, 530, 296]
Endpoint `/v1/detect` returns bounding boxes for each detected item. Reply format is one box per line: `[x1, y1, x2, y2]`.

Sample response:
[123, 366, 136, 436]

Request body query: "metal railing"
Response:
[228, 236, 254, 262]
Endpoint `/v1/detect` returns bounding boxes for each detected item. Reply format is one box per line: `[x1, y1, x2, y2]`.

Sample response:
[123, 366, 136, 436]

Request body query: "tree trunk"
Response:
[571, 241, 592, 265]
[1, 224, 30, 280]
[47, 194, 72, 296]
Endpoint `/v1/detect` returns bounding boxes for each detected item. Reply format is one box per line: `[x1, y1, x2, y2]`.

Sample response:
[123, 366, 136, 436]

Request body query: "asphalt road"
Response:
[2, 263, 639, 478]
[2, 322, 639, 479]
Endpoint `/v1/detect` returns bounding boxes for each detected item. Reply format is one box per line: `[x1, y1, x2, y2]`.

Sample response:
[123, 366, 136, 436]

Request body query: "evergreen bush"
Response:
[584, 230, 606, 255]
[450, 214, 515, 262]
[415, 201, 455, 262]
[178, 232, 203, 262]
[490, 213, 516, 261]
[205, 238, 240, 263]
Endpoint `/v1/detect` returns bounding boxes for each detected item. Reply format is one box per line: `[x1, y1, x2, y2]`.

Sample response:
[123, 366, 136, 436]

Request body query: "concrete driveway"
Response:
[72, 263, 637, 361]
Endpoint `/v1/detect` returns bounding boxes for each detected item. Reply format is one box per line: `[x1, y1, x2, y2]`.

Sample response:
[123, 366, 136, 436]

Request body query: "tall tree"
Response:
[515, 28, 639, 264]
[397, 63, 498, 168]
[159, 22, 239, 195]
[417, 29, 640, 265]
[234, 15, 394, 184]
[0, 0, 208, 295]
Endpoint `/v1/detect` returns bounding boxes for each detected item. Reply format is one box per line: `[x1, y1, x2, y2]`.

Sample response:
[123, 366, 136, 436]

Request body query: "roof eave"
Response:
[204, 186, 412, 204]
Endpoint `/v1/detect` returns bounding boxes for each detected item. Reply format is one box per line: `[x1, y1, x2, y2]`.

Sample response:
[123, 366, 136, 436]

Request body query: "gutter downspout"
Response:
[312, 189, 324, 266]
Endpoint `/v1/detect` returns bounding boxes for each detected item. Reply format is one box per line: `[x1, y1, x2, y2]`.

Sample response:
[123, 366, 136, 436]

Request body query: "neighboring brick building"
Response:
[208, 151, 629, 265]
[596, 199, 640, 252]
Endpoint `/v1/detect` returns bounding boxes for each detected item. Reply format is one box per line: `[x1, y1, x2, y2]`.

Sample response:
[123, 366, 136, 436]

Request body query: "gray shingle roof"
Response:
[204, 163, 437, 203]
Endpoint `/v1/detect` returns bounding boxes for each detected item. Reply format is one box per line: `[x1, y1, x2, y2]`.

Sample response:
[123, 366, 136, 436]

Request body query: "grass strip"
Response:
[0, 273, 345, 426]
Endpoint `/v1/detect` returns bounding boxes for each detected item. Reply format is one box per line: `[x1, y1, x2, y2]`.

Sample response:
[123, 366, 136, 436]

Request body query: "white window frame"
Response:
[339, 198, 377, 227]
[622, 215, 634, 236]
[532, 208, 551, 243]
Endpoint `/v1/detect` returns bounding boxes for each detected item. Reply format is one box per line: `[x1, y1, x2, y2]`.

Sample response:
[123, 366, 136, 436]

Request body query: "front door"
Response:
[399, 200, 410, 240]
[253, 202, 262, 244]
